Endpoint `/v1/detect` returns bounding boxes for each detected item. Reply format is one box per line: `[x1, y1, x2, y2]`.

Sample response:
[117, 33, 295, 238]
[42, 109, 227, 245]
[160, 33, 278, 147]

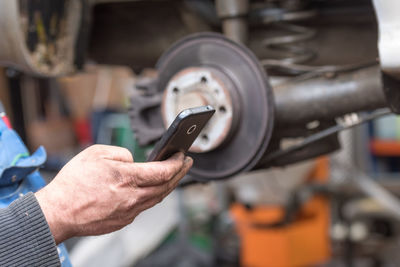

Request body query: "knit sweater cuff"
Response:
[0, 192, 61, 266]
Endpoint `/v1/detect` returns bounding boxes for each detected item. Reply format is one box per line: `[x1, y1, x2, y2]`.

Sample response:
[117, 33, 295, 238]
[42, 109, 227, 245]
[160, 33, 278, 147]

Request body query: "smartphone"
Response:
[147, 105, 215, 162]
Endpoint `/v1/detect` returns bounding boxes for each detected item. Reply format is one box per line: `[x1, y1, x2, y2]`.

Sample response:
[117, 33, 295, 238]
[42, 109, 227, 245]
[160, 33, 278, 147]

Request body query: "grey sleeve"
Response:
[0, 192, 61, 267]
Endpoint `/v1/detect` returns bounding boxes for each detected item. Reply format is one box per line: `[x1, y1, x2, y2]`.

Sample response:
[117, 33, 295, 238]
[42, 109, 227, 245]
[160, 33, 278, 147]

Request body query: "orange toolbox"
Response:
[231, 158, 331, 267]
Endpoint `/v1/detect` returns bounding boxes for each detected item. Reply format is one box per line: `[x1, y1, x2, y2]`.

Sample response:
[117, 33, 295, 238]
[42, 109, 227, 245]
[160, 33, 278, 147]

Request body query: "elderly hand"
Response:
[35, 145, 192, 244]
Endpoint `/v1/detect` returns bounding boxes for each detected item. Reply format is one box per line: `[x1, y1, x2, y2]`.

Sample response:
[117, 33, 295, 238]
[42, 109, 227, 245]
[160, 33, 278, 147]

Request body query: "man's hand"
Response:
[35, 145, 192, 244]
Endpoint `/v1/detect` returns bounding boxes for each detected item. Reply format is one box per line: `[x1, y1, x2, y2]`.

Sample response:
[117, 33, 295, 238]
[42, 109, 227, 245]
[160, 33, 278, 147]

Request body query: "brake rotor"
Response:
[156, 32, 274, 180]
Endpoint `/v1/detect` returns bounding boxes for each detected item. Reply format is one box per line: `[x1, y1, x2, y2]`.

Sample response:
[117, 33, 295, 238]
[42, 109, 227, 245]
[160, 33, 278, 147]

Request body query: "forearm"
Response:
[0, 192, 60, 267]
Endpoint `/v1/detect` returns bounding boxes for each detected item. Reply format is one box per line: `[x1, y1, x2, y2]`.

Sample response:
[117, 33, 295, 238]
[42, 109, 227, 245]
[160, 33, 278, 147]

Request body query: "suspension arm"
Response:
[274, 66, 388, 126]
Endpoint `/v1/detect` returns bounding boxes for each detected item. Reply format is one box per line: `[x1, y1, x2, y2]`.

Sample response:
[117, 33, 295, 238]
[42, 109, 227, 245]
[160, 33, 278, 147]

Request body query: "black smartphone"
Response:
[147, 105, 215, 162]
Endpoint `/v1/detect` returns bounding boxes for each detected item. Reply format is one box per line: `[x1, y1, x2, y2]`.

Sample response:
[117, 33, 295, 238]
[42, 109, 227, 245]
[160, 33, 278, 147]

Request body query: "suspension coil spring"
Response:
[255, 8, 318, 74]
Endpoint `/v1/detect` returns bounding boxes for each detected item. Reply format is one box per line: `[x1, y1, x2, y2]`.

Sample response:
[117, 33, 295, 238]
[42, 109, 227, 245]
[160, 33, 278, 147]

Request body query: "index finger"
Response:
[131, 152, 185, 187]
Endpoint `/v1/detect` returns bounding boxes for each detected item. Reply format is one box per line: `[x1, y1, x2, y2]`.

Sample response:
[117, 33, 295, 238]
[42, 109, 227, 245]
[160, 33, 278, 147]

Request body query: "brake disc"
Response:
[132, 32, 274, 180]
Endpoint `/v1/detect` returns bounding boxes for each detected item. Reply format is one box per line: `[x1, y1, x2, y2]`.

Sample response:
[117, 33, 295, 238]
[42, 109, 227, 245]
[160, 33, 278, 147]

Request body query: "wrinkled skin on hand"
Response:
[35, 145, 192, 244]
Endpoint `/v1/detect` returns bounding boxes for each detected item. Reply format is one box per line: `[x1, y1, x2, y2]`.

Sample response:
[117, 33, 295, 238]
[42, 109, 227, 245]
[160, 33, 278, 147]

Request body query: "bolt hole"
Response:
[200, 76, 207, 83]
[219, 106, 227, 113]
[201, 134, 209, 142]
[173, 87, 179, 94]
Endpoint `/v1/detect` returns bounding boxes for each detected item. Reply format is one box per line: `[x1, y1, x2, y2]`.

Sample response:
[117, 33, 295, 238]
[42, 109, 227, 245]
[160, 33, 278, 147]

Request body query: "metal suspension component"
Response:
[274, 65, 387, 126]
[260, 108, 391, 167]
[215, 0, 250, 44]
[129, 29, 391, 181]
[261, 63, 388, 168]
[253, 4, 318, 74]
[262, 22, 317, 67]
[130, 32, 275, 181]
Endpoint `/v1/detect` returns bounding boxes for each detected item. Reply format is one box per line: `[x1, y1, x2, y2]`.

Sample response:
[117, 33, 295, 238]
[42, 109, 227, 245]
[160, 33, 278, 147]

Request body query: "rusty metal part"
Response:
[255, 64, 390, 168]
[261, 127, 341, 168]
[220, 17, 248, 44]
[131, 33, 275, 180]
[215, 0, 248, 18]
[131, 62, 389, 179]
[129, 77, 165, 146]
[0, 0, 81, 76]
[260, 109, 391, 168]
[261, 22, 317, 71]
[216, 0, 249, 44]
[129, 30, 392, 181]
[162, 67, 234, 153]
[274, 66, 387, 126]
[253, 3, 318, 74]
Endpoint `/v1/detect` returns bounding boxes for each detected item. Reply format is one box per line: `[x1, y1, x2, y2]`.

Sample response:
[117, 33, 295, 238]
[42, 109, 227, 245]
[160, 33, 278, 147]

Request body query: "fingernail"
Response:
[184, 156, 193, 165]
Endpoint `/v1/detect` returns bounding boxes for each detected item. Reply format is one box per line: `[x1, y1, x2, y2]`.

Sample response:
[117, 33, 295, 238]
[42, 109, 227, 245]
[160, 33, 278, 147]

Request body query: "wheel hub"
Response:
[162, 67, 235, 153]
